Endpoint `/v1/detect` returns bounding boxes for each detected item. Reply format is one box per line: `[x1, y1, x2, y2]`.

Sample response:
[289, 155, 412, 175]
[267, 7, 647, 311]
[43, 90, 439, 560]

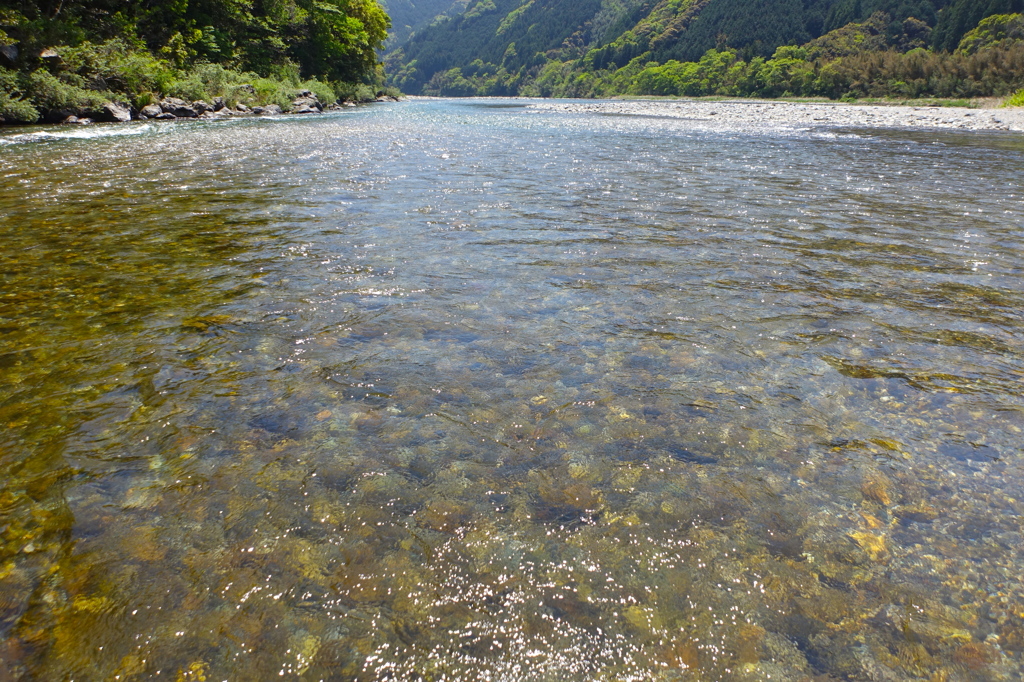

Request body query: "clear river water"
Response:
[1, 99, 1023, 680]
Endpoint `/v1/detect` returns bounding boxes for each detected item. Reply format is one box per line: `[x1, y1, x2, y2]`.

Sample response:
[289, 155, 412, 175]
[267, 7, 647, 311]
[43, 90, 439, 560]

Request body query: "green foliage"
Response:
[1004, 87, 1024, 106]
[0, 66, 38, 122]
[957, 13, 1024, 55]
[633, 49, 740, 97]
[0, 0, 389, 83]
[300, 78, 338, 105]
[26, 69, 112, 113]
[335, 81, 378, 102]
[58, 40, 177, 104]
[164, 63, 252, 105]
[804, 12, 926, 61]
[424, 67, 478, 96]
[384, 0, 1024, 102]
[0, 0, 390, 122]
[296, 0, 391, 82]
[933, 0, 1024, 52]
[753, 46, 811, 97]
[250, 77, 299, 110]
[393, 0, 603, 94]
[465, 0, 498, 19]
[381, 0, 465, 47]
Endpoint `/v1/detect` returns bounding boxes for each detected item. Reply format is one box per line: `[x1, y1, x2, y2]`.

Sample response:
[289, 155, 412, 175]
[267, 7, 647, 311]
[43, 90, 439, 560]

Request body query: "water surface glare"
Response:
[1, 99, 1023, 680]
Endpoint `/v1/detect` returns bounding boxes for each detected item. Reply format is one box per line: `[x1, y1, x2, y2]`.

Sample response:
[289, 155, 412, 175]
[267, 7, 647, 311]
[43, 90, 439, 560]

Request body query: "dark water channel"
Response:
[1, 99, 1023, 680]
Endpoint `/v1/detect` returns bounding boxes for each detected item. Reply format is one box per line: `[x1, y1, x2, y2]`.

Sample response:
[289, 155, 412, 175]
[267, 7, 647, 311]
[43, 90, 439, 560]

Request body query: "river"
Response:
[1, 99, 1023, 680]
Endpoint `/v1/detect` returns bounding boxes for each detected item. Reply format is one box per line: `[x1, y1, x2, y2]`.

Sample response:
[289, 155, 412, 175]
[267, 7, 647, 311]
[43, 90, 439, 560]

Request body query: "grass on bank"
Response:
[0, 39, 399, 124]
[1005, 88, 1024, 106]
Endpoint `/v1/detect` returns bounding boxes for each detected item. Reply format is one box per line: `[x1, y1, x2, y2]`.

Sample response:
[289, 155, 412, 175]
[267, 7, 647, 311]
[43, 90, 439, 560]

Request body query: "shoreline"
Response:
[529, 99, 1024, 132]
[0, 94, 402, 130]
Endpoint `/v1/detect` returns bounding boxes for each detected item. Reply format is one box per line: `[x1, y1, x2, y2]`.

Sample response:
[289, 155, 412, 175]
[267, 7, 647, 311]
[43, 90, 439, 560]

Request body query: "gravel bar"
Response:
[530, 98, 1024, 132]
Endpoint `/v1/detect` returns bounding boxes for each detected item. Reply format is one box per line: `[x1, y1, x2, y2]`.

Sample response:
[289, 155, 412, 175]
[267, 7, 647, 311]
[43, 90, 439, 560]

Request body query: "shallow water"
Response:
[1, 99, 1023, 680]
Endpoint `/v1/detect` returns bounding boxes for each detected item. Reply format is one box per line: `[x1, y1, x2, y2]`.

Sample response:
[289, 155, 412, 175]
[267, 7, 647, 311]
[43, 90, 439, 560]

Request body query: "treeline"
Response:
[386, 0, 1024, 102]
[410, 11, 1024, 102]
[551, 12, 1024, 99]
[0, 0, 391, 123]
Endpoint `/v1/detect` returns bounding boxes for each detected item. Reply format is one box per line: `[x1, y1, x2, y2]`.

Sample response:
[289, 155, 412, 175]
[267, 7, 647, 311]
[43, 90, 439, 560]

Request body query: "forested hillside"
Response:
[0, 0, 390, 123]
[385, 0, 1024, 100]
[382, 0, 469, 46]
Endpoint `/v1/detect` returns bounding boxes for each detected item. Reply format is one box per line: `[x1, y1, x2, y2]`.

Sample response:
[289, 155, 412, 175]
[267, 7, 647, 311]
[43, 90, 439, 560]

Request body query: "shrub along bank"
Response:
[0, 0, 393, 124]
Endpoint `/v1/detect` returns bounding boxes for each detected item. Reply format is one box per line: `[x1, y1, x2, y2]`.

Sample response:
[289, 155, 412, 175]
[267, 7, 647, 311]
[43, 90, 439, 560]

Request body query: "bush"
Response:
[163, 63, 321, 108]
[164, 71, 211, 102]
[58, 40, 175, 104]
[1005, 88, 1024, 106]
[336, 82, 377, 102]
[26, 69, 111, 115]
[0, 67, 39, 123]
[250, 77, 295, 109]
[299, 79, 337, 105]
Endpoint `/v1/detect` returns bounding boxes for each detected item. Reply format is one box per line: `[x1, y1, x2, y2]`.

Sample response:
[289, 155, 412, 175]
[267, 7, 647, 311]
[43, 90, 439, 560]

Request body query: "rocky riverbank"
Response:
[530, 99, 1024, 132]
[36, 90, 401, 126]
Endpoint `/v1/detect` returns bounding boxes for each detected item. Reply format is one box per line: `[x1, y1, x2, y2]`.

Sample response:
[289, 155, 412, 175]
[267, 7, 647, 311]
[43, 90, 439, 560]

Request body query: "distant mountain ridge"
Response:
[385, 0, 1024, 96]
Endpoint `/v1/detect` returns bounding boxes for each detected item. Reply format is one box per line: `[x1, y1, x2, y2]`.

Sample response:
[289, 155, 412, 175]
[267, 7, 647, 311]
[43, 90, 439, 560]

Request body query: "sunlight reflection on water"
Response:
[1, 100, 1023, 680]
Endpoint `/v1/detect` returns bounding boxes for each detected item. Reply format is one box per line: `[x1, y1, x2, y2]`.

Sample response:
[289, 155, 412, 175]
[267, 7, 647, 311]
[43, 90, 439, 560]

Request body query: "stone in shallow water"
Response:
[248, 412, 296, 434]
[861, 471, 894, 506]
[666, 444, 718, 465]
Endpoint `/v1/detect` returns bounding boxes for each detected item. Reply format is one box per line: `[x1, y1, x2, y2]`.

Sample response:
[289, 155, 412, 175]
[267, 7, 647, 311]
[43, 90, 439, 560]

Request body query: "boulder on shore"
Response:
[291, 93, 323, 114]
[160, 97, 197, 118]
[253, 104, 283, 115]
[139, 104, 162, 118]
[97, 102, 132, 123]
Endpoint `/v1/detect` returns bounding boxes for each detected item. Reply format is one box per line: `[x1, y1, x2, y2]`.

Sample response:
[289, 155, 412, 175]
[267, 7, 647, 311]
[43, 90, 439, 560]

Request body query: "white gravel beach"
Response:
[530, 99, 1024, 132]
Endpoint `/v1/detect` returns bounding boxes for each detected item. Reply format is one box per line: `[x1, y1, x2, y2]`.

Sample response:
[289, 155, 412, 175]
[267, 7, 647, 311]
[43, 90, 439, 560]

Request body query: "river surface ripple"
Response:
[1, 99, 1023, 680]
